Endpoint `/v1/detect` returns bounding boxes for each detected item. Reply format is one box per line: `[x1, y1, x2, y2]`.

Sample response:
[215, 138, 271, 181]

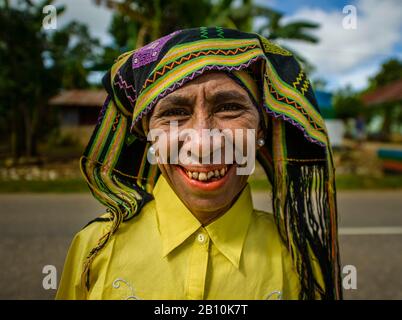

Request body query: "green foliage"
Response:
[255, 7, 319, 43]
[250, 174, 402, 191]
[46, 130, 79, 148]
[333, 86, 364, 120]
[0, 179, 88, 193]
[50, 22, 101, 89]
[94, 0, 320, 68]
[0, 0, 322, 160]
[0, 0, 100, 158]
[335, 174, 402, 190]
[363, 58, 402, 140]
[368, 58, 402, 90]
[96, 0, 214, 49]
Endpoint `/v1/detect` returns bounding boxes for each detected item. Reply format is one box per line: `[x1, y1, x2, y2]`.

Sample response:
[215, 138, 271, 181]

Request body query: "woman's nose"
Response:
[190, 108, 212, 131]
[180, 110, 213, 162]
[187, 120, 227, 165]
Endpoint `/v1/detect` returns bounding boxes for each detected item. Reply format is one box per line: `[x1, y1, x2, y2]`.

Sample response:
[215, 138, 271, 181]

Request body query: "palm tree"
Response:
[255, 7, 318, 43]
[93, 0, 319, 46]
[93, 0, 320, 72]
[253, 6, 319, 71]
[93, 0, 213, 48]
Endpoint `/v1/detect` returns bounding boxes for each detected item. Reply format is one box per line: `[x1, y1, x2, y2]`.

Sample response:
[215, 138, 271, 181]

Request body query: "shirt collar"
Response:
[153, 175, 253, 269]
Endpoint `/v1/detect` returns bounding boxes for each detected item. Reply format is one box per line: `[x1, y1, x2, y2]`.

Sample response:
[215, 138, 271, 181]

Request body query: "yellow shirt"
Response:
[56, 175, 301, 300]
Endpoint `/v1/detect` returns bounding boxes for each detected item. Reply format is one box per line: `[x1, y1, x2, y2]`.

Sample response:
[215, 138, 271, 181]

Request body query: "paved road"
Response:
[253, 191, 402, 300]
[1, 191, 401, 300]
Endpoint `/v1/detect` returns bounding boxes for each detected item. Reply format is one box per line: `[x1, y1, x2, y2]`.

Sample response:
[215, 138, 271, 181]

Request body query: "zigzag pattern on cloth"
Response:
[266, 77, 324, 132]
[264, 107, 325, 147]
[216, 26, 225, 38]
[96, 96, 111, 125]
[112, 113, 121, 132]
[142, 44, 259, 89]
[200, 27, 209, 39]
[300, 80, 310, 95]
[259, 36, 292, 56]
[131, 56, 262, 131]
[114, 71, 137, 104]
[292, 71, 310, 95]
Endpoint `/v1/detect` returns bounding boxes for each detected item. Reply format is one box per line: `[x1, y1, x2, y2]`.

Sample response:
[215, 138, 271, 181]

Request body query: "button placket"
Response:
[185, 229, 210, 299]
[197, 232, 207, 244]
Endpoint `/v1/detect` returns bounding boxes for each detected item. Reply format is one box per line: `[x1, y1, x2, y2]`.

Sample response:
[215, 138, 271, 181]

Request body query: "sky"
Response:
[52, 0, 402, 92]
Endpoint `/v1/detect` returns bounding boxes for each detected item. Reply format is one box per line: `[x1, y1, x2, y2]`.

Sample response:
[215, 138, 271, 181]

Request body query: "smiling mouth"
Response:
[186, 166, 229, 182]
[177, 165, 231, 183]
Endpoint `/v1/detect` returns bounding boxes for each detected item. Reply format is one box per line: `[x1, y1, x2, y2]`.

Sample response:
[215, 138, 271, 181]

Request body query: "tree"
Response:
[50, 21, 101, 89]
[0, 1, 54, 158]
[256, 8, 318, 43]
[94, 0, 213, 48]
[333, 86, 365, 141]
[365, 58, 402, 140]
[92, 0, 321, 77]
[0, 0, 100, 159]
[93, 0, 320, 53]
[367, 58, 402, 90]
[333, 86, 363, 121]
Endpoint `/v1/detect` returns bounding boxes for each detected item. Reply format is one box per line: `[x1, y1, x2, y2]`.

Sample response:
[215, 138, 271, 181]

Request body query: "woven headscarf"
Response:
[80, 27, 342, 300]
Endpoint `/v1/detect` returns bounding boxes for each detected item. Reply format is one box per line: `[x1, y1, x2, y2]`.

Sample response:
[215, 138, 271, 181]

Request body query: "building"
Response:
[361, 79, 402, 107]
[361, 79, 402, 140]
[49, 89, 106, 145]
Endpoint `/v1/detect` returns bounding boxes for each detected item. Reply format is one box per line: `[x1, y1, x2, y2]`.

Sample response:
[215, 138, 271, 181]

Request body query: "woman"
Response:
[56, 27, 342, 300]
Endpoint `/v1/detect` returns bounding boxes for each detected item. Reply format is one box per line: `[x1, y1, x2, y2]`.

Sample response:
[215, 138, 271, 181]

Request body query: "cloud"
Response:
[326, 63, 380, 91]
[280, 0, 402, 90]
[55, 0, 113, 45]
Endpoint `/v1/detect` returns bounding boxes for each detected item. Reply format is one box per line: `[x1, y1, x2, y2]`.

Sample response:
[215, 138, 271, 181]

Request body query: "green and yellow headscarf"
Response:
[80, 27, 342, 300]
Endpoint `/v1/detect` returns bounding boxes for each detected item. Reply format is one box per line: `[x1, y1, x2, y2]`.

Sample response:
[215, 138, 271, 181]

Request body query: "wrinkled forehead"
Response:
[140, 70, 263, 134]
[156, 71, 255, 104]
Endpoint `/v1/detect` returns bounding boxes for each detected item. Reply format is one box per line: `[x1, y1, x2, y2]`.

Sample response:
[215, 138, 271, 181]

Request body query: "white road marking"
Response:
[339, 227, 402, 235]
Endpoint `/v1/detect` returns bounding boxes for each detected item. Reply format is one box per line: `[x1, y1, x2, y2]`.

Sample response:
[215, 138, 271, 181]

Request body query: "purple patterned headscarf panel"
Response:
[132, 30, 182, 69]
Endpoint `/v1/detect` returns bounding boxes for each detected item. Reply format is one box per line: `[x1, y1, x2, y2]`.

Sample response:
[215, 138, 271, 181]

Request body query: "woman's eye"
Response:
[216, 103, 243, 112]
[161, 108, 190, 117]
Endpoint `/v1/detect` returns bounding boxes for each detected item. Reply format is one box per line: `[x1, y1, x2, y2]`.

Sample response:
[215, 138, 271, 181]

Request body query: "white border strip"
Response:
[339, 227, 402, 235]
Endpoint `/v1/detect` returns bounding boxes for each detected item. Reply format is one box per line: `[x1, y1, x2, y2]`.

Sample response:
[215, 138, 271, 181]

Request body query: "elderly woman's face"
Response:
[149, 72, 261, 223]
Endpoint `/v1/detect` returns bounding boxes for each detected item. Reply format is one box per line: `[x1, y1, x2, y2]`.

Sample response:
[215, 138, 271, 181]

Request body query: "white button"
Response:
[197, 233, 206, 243]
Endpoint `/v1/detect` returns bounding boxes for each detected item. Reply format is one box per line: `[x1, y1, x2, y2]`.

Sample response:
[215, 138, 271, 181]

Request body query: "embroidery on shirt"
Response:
[112, 278, 142, 300]
[265, 290, 282, 300]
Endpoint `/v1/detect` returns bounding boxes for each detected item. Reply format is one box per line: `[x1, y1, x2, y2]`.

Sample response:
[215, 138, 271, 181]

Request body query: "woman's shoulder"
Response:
[73, 199, 157, 248]
[62, 211, 112, 256]
[251, 209, 277, 229]
[249, 208, 289, 252]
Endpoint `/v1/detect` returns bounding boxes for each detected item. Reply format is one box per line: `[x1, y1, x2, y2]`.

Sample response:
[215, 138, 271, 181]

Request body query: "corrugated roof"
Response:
[362, 79, 402, 106]
[49, 89, 107, 107]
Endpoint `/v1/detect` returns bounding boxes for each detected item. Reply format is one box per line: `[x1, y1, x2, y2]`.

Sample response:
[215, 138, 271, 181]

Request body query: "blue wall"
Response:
[315, 90, 336, 119]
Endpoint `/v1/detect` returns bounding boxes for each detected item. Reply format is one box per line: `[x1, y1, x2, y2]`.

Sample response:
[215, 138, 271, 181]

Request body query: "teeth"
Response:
[198, 172, 207, 181]
[185, 166, 229, 182]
